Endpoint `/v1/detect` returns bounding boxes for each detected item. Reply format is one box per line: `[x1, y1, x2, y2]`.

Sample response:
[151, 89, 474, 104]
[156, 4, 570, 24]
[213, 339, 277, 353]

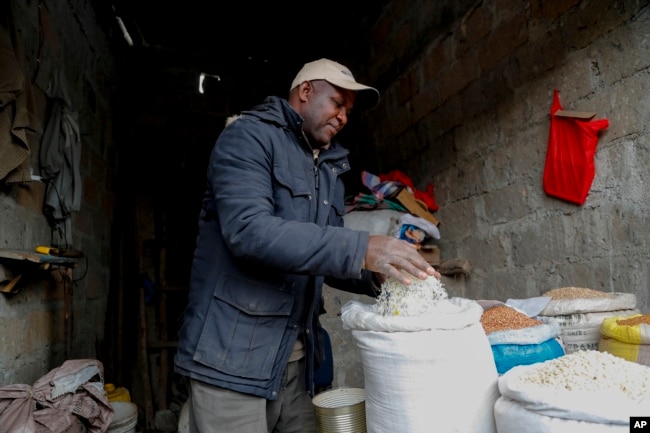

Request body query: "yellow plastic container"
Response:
[105, 383, 131, 402]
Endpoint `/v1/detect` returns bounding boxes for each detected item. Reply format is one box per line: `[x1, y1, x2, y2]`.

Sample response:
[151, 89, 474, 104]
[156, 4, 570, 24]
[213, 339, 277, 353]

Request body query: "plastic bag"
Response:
[543, 89, 609, 205]
[491, 338, 565, 375]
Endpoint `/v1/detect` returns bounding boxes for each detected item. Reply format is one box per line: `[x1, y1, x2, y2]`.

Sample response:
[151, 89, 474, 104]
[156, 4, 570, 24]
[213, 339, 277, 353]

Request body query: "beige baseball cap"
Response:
[290, 58, 380, 109]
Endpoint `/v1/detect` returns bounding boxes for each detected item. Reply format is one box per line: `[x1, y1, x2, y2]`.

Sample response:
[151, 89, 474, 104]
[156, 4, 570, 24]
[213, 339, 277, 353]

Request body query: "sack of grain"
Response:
[599, 314, 650, 366]
[494, 396, 625, 433]
[342, 278, 498, 433]
[600, 314, 650, 344]
[494, 351, 650, 433]
[538, 287, 636, 316]
[539, 309, 641, 354]
[481, 304, 565, 374]
[536, 287, 639, 354]
[482, 305, 560, 345]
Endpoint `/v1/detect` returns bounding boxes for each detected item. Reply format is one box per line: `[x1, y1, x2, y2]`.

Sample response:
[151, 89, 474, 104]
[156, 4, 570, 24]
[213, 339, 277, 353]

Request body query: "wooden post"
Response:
[139, 285, 155, 428]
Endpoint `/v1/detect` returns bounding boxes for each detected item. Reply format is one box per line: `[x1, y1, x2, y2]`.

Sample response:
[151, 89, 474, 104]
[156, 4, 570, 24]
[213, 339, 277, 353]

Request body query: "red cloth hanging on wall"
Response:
[542, 89, 609, 205]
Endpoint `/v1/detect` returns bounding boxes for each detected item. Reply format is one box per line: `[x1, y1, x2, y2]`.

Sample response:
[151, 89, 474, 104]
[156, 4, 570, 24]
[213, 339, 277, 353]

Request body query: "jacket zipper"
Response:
[313, 156, 319, 192]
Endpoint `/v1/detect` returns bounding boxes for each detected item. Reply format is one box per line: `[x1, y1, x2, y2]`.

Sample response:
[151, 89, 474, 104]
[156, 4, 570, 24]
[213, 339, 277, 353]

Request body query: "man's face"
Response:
[301, 80, 357, 147]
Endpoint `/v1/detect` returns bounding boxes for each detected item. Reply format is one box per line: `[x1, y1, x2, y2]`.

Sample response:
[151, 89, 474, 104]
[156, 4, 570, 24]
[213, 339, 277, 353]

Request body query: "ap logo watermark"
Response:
[631, 417, 650, 431]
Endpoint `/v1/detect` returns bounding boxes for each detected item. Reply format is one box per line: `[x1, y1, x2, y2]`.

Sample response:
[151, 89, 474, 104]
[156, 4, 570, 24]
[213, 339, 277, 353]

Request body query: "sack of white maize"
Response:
[494, 350, 650, 433]
[599, 314, 650, 367]
[341, 274, 498, 433]
[495, 397, 624, 433]
[537, 287, 639, 354]
[480, 305, 565, 374]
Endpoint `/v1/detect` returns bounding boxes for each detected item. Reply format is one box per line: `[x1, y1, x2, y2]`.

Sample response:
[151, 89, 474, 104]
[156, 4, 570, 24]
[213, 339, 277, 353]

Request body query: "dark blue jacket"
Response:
[174, 96, 377, 400]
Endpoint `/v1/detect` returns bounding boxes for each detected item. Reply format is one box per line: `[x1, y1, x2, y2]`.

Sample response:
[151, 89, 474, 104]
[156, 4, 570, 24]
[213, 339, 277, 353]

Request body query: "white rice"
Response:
[374, 273, 448, 316]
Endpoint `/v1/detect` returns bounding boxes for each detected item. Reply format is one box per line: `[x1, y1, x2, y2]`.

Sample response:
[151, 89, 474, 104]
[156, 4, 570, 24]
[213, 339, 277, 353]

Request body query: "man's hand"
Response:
[365, 235, 440, 285]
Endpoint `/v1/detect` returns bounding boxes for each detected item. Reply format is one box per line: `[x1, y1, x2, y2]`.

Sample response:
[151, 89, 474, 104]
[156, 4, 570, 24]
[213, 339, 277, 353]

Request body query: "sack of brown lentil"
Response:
[481, 304, 565, 374]
[482, 304, 561, 345]
[494, 350, 650, 432]
[341, 275, 498, 433]
[599, 314, 650, 366]
[537, 287, 639, 354]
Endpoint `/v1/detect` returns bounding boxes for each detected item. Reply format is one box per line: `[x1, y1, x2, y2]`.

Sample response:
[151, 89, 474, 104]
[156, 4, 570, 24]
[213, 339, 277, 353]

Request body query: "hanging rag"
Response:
[39, 67, 82, 222]
[0, 21, 33, 182]
[542, 89, 609, 205]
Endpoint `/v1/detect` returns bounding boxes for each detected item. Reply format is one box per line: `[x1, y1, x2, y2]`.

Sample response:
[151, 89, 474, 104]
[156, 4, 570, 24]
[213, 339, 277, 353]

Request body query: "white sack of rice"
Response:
[342, 273, 482, 332]
[373, 272, 448, 316]
[341, 273, 498, 433]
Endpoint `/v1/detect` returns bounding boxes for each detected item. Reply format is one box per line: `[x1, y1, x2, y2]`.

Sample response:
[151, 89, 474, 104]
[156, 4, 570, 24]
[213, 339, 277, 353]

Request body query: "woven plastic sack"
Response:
[494, 396, 627, 433]
[341, 296, 481, 332]
[342, 297, 498, 433]
[599, 314, 650, 366]
[497, 353, 650, 426]
[492, 337, 565, 375]
[539, 308, 640, 354]
[542, 89, 609, 205]
[539, 292, 637, 316]
[599, 337, 650, 367]
[600, 314, 650, 344]
[488, 321, 560, 345]
[0, 359, 114, 433]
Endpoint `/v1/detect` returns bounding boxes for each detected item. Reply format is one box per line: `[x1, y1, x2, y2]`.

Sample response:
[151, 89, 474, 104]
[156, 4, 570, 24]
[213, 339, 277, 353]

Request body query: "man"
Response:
[174, 58, 440, 433]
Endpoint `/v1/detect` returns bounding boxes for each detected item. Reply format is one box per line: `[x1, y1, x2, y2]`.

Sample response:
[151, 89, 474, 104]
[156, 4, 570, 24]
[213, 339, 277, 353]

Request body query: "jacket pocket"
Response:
[193, 274, 293, 380]
[274, 166, 311, 196]
[273, 164, 312, 220]
[328, 198, 346, 226]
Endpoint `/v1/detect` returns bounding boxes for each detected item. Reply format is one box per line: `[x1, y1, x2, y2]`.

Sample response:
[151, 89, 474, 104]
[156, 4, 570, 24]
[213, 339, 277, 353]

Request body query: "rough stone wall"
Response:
[324, 0, 650, 389]
[0, 0, 116, 386]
